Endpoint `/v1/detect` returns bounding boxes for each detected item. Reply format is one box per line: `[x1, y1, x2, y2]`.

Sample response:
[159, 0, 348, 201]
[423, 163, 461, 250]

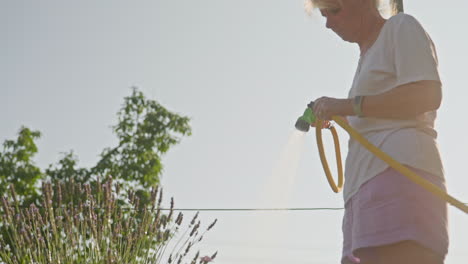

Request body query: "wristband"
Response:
[353, 96, 365, 117]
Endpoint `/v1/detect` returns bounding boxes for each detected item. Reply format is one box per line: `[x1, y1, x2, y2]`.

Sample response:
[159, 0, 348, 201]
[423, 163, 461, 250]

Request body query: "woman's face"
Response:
[320, 0, 364, 43]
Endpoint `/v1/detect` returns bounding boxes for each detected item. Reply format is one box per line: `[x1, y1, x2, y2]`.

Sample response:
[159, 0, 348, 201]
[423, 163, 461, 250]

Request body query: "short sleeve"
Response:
[392, 14, 440, 87]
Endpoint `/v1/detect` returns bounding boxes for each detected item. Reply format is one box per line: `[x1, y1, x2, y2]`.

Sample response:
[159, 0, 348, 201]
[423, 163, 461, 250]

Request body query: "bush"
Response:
[0, 179, 217, 264]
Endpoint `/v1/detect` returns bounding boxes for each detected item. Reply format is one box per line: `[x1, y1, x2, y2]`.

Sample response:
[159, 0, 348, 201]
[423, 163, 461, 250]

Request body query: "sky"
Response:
[2, 0, 467, 263]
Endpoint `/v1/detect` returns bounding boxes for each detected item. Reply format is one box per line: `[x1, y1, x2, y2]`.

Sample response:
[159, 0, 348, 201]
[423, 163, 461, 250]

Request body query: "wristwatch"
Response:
[353, 96, 365, 117]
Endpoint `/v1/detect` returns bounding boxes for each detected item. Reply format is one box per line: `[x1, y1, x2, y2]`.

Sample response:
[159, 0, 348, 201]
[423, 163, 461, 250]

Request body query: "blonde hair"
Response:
[304, 0, 382, 15]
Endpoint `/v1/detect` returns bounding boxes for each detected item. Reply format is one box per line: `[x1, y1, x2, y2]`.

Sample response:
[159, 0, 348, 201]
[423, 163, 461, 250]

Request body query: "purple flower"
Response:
[200, 256, 213, 262]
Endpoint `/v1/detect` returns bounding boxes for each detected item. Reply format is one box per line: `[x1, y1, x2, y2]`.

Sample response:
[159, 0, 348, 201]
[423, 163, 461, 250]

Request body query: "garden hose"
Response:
[315, 116, 468, 214]
[315, 124, 344, 193]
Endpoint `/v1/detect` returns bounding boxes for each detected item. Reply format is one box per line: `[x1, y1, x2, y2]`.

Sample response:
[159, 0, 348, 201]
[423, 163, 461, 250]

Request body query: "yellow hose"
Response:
[315, 124, 344, 193]
[315, 116, 468, 214]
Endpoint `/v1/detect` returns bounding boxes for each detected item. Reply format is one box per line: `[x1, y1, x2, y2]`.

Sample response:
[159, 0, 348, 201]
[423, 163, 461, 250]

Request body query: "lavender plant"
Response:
[0, 179, 217, 264]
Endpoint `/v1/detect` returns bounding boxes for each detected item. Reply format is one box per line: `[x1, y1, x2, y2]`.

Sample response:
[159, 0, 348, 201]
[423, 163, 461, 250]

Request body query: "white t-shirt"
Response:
[344, 13, 445, 203]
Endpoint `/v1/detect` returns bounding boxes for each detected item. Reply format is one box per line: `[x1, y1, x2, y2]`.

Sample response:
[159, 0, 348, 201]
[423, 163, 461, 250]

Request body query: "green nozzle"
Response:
[295, 107, 316, 132]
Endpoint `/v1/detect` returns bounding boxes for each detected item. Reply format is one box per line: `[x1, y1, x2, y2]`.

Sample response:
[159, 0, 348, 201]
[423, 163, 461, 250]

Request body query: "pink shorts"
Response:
[341, 166, 448, 264]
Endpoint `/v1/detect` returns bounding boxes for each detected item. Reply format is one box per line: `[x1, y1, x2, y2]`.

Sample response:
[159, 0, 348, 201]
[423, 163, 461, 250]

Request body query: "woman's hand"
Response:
[312, 97, 350, 120]
[308, 97, 352, 128]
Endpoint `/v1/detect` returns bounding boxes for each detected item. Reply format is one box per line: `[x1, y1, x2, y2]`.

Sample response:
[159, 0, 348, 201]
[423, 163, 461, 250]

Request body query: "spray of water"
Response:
[259, 130, 306, 207]
[243, 129, 307, 253]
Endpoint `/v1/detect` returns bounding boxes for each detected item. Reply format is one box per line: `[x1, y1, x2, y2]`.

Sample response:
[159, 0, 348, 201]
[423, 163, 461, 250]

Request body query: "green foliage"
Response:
[0, 127, 42, 204]
[0, 180, 217, 264]
[1, 87, 191, 207]
[46, 151, 88, 183]
[0, 88, 216, 263]
[90, 87, 192, 204]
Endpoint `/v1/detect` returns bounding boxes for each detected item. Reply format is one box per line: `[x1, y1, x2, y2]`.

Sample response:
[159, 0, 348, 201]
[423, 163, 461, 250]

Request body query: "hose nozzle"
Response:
[295, 118, 310, 132]
[295, 103, 316, 132]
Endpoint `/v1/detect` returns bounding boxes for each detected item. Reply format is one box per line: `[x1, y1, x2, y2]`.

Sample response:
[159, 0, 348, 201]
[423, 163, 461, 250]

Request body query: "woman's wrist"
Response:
[339, 98, 355, 116]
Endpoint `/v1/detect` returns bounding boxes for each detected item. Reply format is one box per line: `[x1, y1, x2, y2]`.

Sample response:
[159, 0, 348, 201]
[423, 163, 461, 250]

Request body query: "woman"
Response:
[306, 0, 448, 263]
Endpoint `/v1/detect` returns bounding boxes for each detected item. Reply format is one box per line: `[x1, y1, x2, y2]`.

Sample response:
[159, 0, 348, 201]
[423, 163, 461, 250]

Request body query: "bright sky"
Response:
[2, 1, 467, 263]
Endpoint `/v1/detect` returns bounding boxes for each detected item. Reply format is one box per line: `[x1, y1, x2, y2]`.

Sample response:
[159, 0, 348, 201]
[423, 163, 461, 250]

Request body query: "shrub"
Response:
[0, 179, 217, 264]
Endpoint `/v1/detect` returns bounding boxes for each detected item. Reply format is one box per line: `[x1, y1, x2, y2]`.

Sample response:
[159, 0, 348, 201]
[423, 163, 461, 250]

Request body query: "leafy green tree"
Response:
[89, 87, 191, 204]
[0, 88, 201, 263]
[0, 127, 42, 204]
[45, 151, 88, 183]
[1, 87, 191, 206]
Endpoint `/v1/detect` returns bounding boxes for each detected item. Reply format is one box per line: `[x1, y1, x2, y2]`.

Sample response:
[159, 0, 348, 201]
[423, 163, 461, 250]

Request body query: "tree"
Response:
[89, 87, 191, 203]
[0, 127, 42, 204]
[1, 87, 191, 206]
[0, 88, 206, 263]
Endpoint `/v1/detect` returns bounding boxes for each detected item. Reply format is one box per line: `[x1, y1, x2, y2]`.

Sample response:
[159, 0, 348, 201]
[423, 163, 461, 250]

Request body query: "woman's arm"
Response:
[313, 80, 442, 120]
[360, 80, 442, 119]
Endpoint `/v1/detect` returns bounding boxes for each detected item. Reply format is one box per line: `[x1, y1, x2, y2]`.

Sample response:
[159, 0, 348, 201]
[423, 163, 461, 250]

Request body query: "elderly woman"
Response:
[306, 0, 448, 263]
